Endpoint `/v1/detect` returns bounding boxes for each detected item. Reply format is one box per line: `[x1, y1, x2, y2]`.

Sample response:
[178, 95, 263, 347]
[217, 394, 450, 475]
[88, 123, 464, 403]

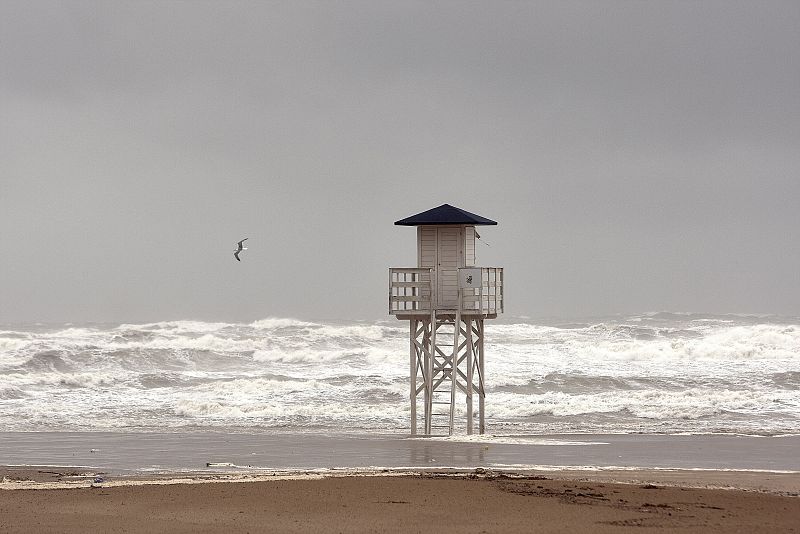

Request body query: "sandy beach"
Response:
[1, 469, 799, 533]
[2, 431, 799, 531]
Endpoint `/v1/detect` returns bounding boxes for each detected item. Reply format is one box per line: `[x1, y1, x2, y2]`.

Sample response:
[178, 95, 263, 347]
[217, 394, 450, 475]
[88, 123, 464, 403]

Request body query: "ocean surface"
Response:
[2, 312, 798, 437]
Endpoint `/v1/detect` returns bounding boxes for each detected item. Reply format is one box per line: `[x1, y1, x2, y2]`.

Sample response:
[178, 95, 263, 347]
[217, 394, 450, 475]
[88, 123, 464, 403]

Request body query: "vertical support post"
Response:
[450, 291, 461, 435]
[426, 310, 435, 435]
[410, 318, 417, 435]
[478, 319, 485, 434]
[465, 317, 474, 434]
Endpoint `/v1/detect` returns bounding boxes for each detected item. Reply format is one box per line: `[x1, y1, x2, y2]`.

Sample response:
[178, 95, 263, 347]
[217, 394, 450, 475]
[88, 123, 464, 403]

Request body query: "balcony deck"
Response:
[389, 267, 503, 318]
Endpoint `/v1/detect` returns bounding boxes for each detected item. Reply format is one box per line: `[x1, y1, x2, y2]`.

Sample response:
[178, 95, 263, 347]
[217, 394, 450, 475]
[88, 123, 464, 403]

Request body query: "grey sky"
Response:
[1, 1, 798, 324]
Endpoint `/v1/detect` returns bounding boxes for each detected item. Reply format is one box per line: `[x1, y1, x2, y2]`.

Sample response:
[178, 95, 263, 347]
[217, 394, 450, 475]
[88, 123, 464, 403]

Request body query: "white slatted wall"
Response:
[418, 227, 437, 268]
[465, 226, 476, 266]
[417, 227, 436, 304]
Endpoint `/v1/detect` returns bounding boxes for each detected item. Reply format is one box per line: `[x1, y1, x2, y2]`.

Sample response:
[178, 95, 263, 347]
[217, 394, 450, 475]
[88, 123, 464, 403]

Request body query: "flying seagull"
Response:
[234, 238, 248, 261]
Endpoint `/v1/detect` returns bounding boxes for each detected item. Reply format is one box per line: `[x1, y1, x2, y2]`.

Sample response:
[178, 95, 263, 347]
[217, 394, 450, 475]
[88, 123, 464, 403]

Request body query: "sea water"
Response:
[1, 313, 798, 436]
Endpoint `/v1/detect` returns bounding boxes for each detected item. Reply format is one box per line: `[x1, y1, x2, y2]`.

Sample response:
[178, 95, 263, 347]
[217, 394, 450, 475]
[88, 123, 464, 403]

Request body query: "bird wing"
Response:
[234, 251, 241, 261]
[238, 238, 248, 246]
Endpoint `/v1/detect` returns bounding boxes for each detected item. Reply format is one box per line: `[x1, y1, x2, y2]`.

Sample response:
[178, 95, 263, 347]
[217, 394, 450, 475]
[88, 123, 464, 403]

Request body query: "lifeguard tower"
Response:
[389, 204, 503, 435]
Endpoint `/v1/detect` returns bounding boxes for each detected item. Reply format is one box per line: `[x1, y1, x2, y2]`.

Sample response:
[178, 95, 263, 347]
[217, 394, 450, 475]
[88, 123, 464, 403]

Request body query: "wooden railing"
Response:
[459, 267, 503, 315]
[389, 268, 432, 314]
[390, 267, 503, 315]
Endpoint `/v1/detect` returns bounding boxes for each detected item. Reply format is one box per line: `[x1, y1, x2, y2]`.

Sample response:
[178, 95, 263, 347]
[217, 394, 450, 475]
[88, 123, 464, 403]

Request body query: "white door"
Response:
[436, 227, 460, 308]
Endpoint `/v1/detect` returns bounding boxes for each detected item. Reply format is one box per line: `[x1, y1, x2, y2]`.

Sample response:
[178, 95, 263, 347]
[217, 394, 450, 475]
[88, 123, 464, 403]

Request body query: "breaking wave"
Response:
[0, 314, 798, 435]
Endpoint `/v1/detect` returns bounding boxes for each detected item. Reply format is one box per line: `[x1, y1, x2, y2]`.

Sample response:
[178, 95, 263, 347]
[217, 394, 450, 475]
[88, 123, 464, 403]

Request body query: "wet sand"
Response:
[3, 432, 800, 474]
[1, 470, 799, 533]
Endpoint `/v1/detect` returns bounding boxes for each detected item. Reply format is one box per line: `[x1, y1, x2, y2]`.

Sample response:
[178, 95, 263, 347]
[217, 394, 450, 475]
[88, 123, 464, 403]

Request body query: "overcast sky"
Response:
[1, 1, 798, 324]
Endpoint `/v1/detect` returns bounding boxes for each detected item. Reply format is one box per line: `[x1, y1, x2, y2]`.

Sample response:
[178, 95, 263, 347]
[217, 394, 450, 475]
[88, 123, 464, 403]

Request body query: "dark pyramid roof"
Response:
[394, 204, 498, 226]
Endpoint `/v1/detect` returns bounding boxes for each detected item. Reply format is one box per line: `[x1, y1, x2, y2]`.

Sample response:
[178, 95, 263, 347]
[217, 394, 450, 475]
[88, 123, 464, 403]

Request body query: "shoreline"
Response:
[3, 432, 799, 474]
[3, 464, 799, 495]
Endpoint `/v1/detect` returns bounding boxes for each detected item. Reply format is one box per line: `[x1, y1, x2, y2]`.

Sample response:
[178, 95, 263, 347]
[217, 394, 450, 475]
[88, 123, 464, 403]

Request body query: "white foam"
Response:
[118, 320, 231, 333]
[488, 388, 797, 419]
[415, 435, 609, 446]
[0, 336, 32, 352]
[250, 317, 318, 329]
[1, 315, 798, 434]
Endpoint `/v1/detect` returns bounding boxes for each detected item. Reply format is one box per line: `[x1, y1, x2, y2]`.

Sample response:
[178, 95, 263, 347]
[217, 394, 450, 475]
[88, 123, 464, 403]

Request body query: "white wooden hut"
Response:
[389, 204, 503, 435]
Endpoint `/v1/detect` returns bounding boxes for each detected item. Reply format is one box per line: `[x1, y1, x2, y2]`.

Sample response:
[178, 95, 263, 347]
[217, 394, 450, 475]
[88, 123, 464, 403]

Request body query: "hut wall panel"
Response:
[418, 227, 437, 268]
[465, 226, 476, 266]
